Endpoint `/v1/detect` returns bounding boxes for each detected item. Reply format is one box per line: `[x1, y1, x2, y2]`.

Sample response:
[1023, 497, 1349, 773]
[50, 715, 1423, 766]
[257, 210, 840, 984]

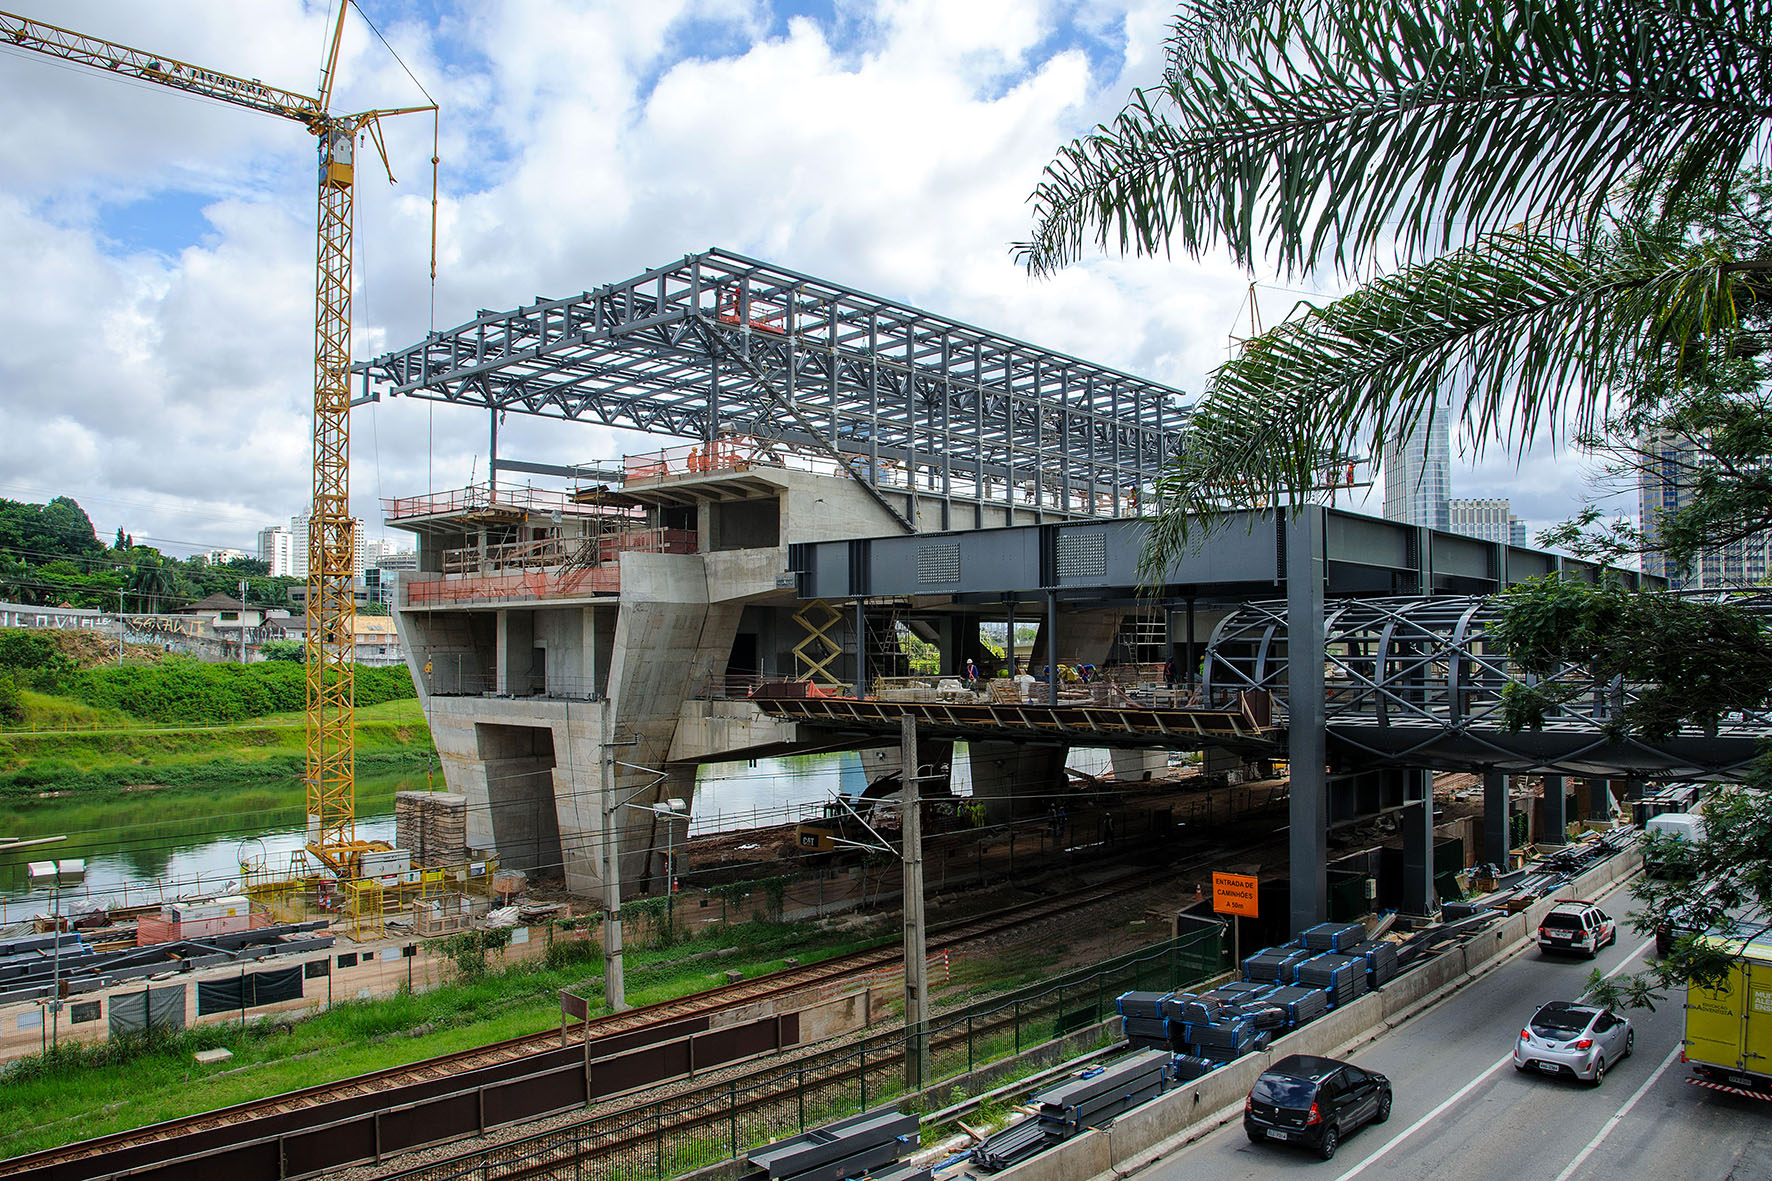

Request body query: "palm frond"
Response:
[1139, 221, 1752, 574]
[1018, 0, 1772, 279]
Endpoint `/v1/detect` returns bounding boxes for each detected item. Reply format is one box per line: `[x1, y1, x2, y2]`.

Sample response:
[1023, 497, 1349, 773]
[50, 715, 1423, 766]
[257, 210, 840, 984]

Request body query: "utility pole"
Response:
[117, 587, 123, 665]
[600, 698, 626, 1012]
[239, 577, 248, 664]
[900, 713, 929, 1090]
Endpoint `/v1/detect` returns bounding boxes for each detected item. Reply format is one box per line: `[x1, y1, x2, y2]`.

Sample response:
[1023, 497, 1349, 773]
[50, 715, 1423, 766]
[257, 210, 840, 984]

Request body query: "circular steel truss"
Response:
[1203, 594, 1772, 778]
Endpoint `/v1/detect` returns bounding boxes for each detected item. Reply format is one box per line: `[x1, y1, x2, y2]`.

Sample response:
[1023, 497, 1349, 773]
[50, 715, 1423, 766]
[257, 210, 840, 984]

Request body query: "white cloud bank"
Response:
[0, 0, 1592, 554]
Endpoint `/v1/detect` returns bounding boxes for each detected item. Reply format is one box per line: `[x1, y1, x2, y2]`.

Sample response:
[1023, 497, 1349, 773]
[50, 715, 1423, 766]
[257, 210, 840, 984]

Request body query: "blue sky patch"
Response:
[95, 189, 219, 258]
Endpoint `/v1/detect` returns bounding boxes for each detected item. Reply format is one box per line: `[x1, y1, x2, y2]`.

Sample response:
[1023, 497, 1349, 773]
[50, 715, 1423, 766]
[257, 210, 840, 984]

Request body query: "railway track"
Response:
[0, 878, 1152, 1180]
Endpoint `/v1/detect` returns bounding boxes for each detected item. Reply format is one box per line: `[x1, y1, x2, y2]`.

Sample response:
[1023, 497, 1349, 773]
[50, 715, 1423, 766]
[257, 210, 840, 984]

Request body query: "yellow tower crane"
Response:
[0, 5, 437, 876]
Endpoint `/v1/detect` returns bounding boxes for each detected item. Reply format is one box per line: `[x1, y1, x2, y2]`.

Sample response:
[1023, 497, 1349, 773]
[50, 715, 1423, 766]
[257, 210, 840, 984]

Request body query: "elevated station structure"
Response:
[365, 249, 1723, 937]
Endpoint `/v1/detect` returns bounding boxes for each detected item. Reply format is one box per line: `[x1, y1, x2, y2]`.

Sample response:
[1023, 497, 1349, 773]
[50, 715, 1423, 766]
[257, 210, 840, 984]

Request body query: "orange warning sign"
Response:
[1212, 871, 1260, 918]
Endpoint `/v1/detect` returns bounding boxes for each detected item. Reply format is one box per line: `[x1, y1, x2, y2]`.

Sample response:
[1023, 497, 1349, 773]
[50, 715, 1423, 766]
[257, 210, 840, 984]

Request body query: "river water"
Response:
[0, 745, 1109, 920]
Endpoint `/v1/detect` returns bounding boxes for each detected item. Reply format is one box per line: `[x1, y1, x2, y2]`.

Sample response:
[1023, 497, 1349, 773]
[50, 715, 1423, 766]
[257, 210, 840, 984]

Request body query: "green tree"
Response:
[127, 554, 179, 614]
[1021, 0, 1772, 1008]
[1019, 0, 1771, 544]
[259, 639, 305, 662]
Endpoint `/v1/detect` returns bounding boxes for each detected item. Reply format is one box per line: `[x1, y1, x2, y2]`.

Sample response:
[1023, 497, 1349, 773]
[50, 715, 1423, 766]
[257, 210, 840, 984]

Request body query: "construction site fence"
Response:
[384, 926, 1225, 1181]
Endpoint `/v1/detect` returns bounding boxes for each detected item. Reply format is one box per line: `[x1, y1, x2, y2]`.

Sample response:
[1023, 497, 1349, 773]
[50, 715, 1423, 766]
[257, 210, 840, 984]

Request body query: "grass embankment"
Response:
[0, 697, 436, 801]
[0, 920, 893, 1159]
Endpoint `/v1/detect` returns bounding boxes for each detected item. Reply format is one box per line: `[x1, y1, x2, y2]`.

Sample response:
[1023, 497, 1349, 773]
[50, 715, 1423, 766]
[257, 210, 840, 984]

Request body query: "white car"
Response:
[1537, 900, 1616, 959]
[1515, 1001, 1634, 1085]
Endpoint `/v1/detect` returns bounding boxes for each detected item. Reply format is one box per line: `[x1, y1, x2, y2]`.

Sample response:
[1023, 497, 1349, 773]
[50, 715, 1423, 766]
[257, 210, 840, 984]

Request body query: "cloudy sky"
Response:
[0, 0, 1618, 559]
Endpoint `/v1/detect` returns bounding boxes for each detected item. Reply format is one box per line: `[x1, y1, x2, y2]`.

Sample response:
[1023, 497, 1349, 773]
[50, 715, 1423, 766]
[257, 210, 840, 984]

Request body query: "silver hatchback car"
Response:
[1514, 1001, 1634, 1085]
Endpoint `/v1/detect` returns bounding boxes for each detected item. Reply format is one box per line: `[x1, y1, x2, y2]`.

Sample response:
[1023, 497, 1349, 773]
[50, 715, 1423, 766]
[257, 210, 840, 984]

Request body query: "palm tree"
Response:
[1018, 0, 1772, 560]
[128, 555, 179, 614]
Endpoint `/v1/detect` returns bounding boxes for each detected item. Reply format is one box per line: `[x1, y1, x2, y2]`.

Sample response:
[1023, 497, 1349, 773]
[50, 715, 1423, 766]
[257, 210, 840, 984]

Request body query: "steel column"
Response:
[1401, 767, 1435, 916]
[1286, 506, 1329, 935]
[1484, 770, 1509, 869]
[1540, 773, 1568, 845]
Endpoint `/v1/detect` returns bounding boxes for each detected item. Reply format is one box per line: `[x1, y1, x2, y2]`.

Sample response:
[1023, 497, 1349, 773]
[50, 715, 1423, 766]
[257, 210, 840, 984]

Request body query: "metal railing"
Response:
[382, 484, 611, 521]
[384, 927, 1224, 1181]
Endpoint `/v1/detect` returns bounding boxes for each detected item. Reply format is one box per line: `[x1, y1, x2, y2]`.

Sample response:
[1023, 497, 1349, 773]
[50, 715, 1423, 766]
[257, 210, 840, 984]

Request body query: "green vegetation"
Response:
[0, 698, 433, 801]
[0, 920, 885, 1158]
[61, 659, 415, 724]
[0, 493, 303, 613]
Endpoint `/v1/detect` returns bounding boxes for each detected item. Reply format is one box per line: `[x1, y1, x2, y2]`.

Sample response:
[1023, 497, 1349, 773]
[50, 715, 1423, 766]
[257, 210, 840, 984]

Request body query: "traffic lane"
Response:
[1560, 1039, 1772, 1179]
[1319, 932, 1670, 1179]
[1132, 914, 1652, 1180]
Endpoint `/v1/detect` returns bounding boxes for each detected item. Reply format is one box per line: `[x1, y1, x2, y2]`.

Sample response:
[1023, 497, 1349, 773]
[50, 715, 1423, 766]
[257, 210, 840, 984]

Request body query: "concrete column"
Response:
[1401, 768, 1435, 916]
[495, 609, 510, 695]
[900, 714, 929, 1088]
[967, 742, 1062, 823]
[1285, 506, 1328, 935]
[1484, 770, 1509, 867]
[1540, 774, 1568, 845]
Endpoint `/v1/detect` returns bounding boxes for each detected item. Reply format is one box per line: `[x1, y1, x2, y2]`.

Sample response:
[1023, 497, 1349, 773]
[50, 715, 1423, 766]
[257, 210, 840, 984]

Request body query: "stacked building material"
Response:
[395, 791, 469, 866]
[1343, 939, 1401, 987]
[746, 1108, 919, 1181]
[1242, 945, 1313, 984]
[1114, 990, 1171, 1020]
[1159, 992, 1221, 1026]
[1034, 1050, 1170, 1136]
[1259, 984, 1329, 1028]
[1170, 1053, 1218, 1081]
[973, 1121, 1056, 1173]
[1301, 921, 1367, 953]
[1201, 980, 1269, 1004]
[1296, 952, 1369, 1007]
[1173, 1013, 1260, 1063]
[1115, 990, 1173, 1049]
[1121, 1016, 1169, 1049]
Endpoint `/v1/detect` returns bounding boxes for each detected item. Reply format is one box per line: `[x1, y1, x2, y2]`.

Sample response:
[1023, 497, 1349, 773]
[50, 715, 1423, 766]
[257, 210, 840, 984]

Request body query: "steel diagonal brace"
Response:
[692, 315, 917, 534]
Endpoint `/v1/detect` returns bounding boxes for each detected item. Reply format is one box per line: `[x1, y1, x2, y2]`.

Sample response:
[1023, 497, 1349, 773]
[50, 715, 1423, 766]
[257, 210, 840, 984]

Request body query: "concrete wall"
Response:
[969, 742, 1066, 822]
[995, 845, 1644, 1181]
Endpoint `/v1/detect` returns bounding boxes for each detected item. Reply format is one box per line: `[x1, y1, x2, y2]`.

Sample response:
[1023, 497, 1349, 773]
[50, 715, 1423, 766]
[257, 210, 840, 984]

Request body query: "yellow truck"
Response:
[1683, 934, 1772, 1098]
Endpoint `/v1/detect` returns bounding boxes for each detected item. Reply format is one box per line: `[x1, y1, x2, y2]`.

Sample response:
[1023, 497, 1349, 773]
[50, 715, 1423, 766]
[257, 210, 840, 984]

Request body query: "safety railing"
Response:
[382, 484, 608, 521]
[385, 927, 1224, 1181]
[417, 669, 603, 701]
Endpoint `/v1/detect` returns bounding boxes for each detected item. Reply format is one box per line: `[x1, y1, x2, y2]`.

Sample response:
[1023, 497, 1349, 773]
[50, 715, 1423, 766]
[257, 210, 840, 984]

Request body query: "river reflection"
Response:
[1, 744, 1105, 919]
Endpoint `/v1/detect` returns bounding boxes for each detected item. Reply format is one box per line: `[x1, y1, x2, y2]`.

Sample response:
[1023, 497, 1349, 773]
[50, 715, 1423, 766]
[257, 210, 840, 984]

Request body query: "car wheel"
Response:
[1318, 1126, 1339, 1161]
[1375, 1090, 1393, 1123]
[1624, 1030, 1635, 1059]
[1590, 1058, 1606, 1087]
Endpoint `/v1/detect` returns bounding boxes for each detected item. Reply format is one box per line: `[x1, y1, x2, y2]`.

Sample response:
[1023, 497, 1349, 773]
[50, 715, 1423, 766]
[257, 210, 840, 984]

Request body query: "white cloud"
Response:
[0, 0, 1601, 558]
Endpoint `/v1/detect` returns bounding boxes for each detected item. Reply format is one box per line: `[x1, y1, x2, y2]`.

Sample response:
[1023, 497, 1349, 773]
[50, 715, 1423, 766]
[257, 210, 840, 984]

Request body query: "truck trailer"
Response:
[1683, 934, 1772, 1099]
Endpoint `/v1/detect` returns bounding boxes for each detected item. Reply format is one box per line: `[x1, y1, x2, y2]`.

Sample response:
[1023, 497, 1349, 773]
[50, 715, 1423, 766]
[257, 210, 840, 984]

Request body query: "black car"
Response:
[1244, 1053, 1392, 1160]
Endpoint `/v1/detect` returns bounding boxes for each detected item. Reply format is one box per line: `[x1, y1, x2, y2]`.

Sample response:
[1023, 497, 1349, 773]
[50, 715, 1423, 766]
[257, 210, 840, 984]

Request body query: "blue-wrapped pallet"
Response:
[1241, 946, 1313, 984]
[1261, 984, 1329, 1027]
[1115, 990, 1171, 1021]
[1301, 921, 1366, 953]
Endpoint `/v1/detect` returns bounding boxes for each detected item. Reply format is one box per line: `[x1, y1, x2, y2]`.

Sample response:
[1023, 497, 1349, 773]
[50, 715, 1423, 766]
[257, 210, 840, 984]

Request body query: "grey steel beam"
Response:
[1541, 773, 1568, 845]
[1484, 771, 1509, 869]
[1400, 767, 1435, 916]
[1286, 506, 1329, 936]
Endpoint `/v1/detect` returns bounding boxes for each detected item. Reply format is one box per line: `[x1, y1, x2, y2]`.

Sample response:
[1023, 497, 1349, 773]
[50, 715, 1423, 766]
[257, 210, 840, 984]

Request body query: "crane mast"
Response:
[1, 6, 435, 876]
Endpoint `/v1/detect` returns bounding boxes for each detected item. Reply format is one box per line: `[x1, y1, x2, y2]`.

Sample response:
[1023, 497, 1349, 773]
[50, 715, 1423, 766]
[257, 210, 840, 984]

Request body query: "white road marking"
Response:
[1551, 1041, 1685, 1181]
[1331, 935, 1656, 1181]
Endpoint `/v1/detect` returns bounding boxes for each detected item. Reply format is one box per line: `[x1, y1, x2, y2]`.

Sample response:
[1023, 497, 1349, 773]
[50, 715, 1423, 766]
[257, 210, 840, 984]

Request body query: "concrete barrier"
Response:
[995, 844, 1644, 1181]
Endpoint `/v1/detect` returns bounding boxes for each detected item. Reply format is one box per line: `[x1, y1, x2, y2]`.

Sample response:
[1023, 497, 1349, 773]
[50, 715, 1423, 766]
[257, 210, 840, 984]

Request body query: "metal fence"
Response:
[386, 925, 1224, 1181]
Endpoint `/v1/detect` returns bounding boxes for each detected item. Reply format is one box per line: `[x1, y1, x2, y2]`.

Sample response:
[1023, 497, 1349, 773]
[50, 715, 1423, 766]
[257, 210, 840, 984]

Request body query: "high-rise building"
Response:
[1448, 498, 1527, 546]
[1382, 405, 1451, 530]
[1639, 429, 1772, 588]
[257, 526, 296, 578]
[288, 513, 366, 581]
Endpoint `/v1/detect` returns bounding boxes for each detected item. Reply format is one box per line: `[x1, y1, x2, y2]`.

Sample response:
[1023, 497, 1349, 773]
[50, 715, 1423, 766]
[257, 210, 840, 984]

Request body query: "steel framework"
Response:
[1203, 595, 1772, 777]
[360, 250, 1188, 531]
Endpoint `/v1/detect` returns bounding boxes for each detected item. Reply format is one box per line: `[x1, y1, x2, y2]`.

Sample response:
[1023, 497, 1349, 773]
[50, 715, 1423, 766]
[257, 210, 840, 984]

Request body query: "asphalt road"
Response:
[1136, 887, 1772, 1180]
